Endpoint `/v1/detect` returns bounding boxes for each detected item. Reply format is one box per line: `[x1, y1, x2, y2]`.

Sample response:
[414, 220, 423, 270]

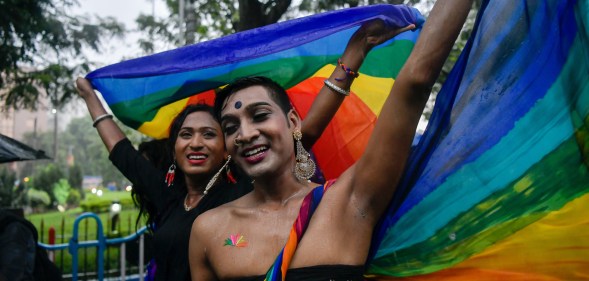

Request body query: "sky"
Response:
[57, 0, 170, 119]
[72, 0, 170, 66]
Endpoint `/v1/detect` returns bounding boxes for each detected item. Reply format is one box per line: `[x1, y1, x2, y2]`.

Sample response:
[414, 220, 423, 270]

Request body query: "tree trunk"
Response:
[237, 0, 292, 31]
[185, 0, 198, 44]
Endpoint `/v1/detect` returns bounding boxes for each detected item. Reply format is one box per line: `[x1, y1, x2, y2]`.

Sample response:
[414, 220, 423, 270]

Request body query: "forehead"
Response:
[221, 85, 276, 115]
[181, 111, 220, 129]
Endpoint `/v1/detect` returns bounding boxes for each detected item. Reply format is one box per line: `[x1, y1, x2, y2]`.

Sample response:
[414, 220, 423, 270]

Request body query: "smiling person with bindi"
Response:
[188, 0, 472, 280]
[74, 7, 401, 279]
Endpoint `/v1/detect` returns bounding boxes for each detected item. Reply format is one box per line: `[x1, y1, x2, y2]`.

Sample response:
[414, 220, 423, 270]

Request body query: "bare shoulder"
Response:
[192, 207, 223, 233]
[193, 200, 234, 228]
[192, 193, 254, 236]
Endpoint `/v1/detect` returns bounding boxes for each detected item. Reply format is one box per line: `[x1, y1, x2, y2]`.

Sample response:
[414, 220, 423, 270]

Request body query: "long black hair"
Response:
[132, 138, 172, 232]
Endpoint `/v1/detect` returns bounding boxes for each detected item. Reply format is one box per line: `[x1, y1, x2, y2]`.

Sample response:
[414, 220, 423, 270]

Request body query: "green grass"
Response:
[26, 190, 147, 274]
[28, 190, 142, 243]
[83, 189, 134, 202]
[28, 208, 143, 243]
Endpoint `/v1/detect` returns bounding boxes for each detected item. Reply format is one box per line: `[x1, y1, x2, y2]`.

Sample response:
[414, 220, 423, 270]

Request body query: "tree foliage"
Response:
[52, 178, 71, 205]
[0, 0, 124, 110]
[27, 188, 51, 208]
[66, 188, 81, 206]
[21, 115, 146, 195]
[68, 164, 83, 191]
[298, 0, 422, 13]
[4, 63, 86, 110]
[30, 163, 63, 205]
[137, 0, 423, 51]
[0, 0, 54, 83]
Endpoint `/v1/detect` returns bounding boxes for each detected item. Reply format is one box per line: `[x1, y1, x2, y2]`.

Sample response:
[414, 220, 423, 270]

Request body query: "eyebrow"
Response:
[220, 101, 272, 123]
[179, 126, 219, 132]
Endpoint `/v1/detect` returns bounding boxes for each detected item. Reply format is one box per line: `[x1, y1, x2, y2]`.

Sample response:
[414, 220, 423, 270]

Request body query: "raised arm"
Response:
[300, 22, 415, 149]
[76, 78, 168, 211]
[351, 0, 474, 219]
[75, 77, 126, 152]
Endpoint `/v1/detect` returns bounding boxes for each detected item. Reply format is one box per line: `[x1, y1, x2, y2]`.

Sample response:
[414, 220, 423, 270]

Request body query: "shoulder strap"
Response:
[264, 180, 335, 281]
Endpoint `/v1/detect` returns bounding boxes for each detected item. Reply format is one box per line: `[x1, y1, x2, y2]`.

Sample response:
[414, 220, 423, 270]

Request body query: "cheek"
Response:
[222, 135, 232, 153]
[173, 140, 184, 157]
[280, 131, 294, 149]
[207, 138, 225, 155]
[223, 134, 235, 152]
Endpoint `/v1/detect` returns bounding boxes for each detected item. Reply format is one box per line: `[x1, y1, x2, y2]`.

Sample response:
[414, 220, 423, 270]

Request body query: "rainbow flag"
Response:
[366, 0, 589, 280]
[87, 0, 589, 279]
[86, 4, 423, 179]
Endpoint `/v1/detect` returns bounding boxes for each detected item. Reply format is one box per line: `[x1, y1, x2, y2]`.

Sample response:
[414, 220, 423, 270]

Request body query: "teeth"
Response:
[188, 155, 206, 160]
[245, 147, 267, 156]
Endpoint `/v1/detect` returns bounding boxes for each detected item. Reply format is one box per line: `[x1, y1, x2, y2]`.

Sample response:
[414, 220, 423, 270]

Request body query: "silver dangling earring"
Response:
[293, 130, 316, 181]
[203, 156, 232, 195]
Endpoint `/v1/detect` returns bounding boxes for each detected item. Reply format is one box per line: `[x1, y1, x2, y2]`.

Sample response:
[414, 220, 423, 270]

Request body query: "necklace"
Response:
[184, 193, 201, 211]
[281, 188, 307, 206]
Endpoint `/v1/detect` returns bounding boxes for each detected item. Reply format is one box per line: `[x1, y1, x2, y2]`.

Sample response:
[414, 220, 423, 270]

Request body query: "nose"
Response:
[237, 121, 259, 146]
[188, 134, 204, 150]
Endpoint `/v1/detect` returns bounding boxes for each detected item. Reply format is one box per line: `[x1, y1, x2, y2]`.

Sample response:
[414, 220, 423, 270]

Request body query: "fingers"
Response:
[75, 77, 94, 95]
[399, 24, 416, 33]
[384, 23, 416, 40]
[364, 21, 416, 49]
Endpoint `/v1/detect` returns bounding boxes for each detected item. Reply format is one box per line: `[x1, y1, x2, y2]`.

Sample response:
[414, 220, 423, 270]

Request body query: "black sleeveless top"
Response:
[233, 264, 365, 281]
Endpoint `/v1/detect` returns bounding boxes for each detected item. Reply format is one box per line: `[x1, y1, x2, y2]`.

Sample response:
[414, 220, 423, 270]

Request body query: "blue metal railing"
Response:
[39, 212, 148, 281]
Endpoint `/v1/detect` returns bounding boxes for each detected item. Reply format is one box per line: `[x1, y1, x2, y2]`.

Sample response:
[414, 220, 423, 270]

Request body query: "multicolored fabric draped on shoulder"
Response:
[87, 0, 589, 279]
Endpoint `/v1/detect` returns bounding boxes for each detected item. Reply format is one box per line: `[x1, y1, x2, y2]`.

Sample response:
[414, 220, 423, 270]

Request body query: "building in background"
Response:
[0, 107, 51, 143]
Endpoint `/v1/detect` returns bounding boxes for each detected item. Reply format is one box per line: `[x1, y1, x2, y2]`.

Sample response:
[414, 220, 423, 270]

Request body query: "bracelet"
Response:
[324, 79, 350, 96]
[92, 114, 113, 127]
[335, 58, 360, 81]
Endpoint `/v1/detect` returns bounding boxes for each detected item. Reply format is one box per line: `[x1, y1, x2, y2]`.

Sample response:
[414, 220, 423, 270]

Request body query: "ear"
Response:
[287, 108, 302, 132]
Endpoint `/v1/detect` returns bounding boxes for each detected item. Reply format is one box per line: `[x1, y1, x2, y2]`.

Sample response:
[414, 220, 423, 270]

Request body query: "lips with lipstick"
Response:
[186, 152, 207, 165]
[241, 145, 268, 164]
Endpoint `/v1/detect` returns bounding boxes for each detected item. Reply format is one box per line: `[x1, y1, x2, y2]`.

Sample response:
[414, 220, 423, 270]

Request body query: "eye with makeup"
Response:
[202, 129, 218, 139]
[221, 119, 238, 136]
[252, 109, 271, 122]
[178, 129, 192, 139]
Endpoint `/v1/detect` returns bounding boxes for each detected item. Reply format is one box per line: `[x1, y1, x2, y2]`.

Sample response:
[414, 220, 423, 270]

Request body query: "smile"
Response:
[242, 145, 268, 164]
[186, 153, 208, 164]
[244, 146, 268, 157]
[188, 154, 206, 160]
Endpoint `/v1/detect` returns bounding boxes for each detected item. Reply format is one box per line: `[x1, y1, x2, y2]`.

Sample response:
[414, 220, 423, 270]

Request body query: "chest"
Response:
[208, 207, 300, 278]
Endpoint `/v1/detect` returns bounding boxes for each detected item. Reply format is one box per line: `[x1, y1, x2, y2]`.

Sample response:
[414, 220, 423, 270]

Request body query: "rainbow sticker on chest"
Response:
[224, 234, 248, 247]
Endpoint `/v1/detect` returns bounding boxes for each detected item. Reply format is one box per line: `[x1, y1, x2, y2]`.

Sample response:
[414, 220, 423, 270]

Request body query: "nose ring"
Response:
[234, 137, 242, 146]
